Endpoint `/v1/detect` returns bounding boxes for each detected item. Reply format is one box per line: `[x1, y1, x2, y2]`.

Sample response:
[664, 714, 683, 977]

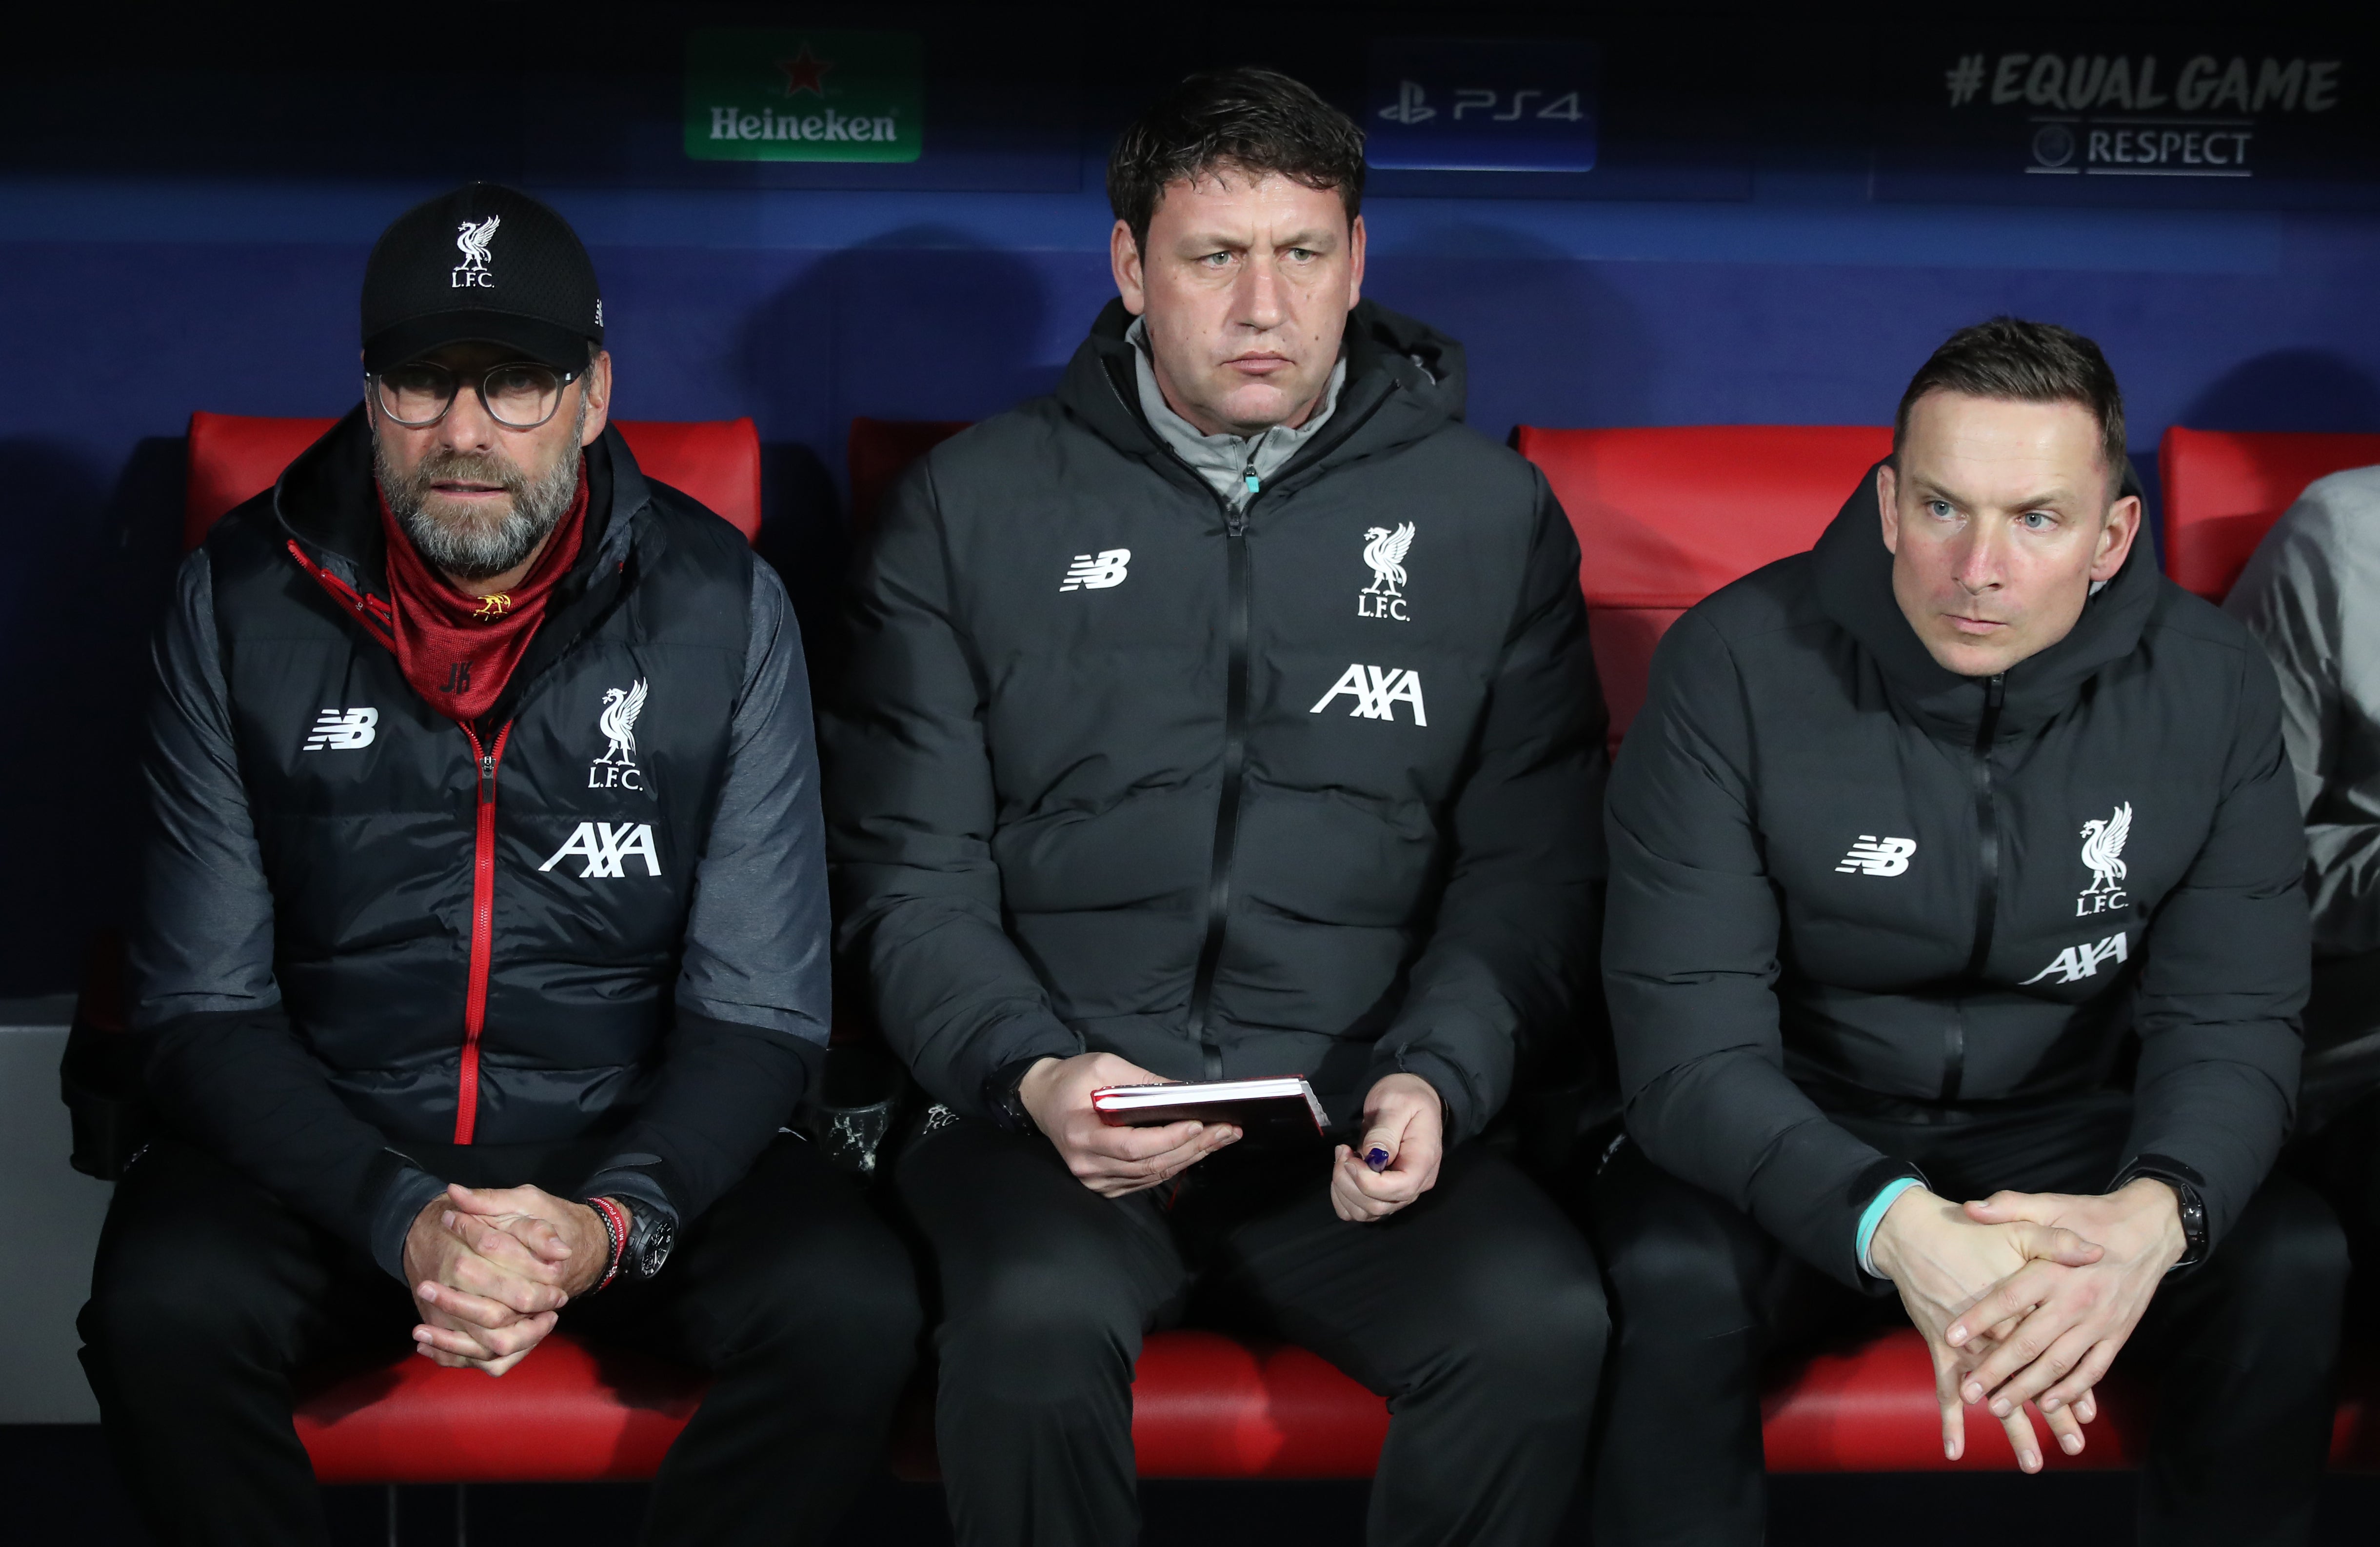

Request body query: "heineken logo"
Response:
[684, 28, 922, 163]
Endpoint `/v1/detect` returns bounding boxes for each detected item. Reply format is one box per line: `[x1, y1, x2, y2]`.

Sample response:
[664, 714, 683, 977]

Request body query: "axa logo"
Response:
[302, 707, 377, 752]
[540, 822, 662, 879]
[1060, 548, 1130, 592]
[453, 215, 498, 289]
[1310, 663, 1428, 726]
[2023, 930, 2129, 986]
[2074, 801, 2132, 916]
[1359, 523, 1414, 621]
[591, 679, 648, 790]
[1836, 835, 1916, 877]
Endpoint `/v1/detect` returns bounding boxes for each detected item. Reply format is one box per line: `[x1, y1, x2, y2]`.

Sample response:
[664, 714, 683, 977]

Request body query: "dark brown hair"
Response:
[1894, 317, 2129, 486]
[1107, 67, 1366, 252]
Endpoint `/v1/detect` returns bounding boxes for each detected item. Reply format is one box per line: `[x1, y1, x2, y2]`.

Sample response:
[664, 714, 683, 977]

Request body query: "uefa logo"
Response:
[2030, 123, 2078, 168]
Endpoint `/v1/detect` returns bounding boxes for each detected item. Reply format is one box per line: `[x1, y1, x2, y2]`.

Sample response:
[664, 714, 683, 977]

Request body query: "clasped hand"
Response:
[1868, 1178, 2185, 1471]
[1019, 1054, 1443, 1221]
[401, 1183, 613, 1376]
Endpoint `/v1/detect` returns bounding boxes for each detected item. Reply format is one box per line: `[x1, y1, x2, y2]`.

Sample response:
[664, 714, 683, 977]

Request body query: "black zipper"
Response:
[1094, 354, 1396, 1079]
[1947, 672, 2007, 1101]
[1184, 460, 1261, 1081]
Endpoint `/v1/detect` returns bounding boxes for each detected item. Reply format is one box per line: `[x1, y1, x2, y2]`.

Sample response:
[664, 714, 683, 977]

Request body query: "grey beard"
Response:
[376, 400, 586, 583]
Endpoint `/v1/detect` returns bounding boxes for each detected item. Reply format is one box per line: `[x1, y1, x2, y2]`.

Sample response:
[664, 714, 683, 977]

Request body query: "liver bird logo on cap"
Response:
[454, 215, 500, 274]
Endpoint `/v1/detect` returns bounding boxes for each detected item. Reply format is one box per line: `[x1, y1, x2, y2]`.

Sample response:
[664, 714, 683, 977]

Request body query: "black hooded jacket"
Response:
[1605, 471, 2308, 1285]
[822, 299, 1607, 1142]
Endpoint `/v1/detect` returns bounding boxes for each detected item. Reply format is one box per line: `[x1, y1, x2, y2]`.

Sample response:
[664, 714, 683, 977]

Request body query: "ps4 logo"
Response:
[1376, 80, 1588, 126]
[1366, 39, 1600, 174]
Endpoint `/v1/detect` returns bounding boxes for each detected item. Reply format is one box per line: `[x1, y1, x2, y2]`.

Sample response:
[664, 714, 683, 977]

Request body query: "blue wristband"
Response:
[1856, 1177, 1925, 1278]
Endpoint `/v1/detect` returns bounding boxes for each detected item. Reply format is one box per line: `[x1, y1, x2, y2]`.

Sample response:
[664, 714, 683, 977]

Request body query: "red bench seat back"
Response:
[2159, 426, 2380, 601]
[185, 410, 764, 552]
[1514, 425, 1892, 748]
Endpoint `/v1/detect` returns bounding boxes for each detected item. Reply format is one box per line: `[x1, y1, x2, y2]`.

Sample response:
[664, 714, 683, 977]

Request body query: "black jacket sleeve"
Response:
[1363, 473, 1609, 1144]
[1602, 609, 1920, 1287]
[2119, 640, 2307, 1247]
[132, 550, 449, 1281]
[577, 563, 829, 1228]
[821, 459, 1084, 1116]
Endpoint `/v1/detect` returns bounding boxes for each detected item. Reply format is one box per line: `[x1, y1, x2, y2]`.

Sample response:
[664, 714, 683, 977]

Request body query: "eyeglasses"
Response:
[368, 362, 582, 430]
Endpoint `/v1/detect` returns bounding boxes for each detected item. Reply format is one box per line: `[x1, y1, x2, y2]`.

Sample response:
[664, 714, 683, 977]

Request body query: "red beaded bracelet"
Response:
[587, 1196, 630, 1294]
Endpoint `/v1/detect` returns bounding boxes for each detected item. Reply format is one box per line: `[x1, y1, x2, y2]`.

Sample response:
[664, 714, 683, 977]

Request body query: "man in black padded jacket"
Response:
[1592, 318, 2347, 1547]
[825, 70, 1608, 1547]
[80, 183, 918, 1547]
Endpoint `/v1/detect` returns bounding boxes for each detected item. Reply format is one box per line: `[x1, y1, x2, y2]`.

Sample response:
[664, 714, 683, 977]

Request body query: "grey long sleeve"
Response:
[2225, 467, 2380, 958]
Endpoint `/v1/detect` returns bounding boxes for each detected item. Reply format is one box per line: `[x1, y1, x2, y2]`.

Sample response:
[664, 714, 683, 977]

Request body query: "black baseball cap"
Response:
[360, 182, 603, 375]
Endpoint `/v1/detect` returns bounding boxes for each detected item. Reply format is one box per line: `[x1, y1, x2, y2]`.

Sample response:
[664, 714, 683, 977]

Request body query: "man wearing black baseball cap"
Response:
[80, 182, 920, 1547]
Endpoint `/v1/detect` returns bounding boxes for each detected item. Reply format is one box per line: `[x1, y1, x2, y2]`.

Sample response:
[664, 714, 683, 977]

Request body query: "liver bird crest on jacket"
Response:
[2080, 801, 2131, 894]
[454, 215, 500, 273]
[1362, 522, 1415, 597]
[597, 679, 647, 766]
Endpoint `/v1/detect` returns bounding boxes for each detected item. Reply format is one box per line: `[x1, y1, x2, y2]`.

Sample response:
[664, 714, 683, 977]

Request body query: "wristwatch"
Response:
[2112, 1154, 2210, 1270]
[590, 1195, 676, 1285]
[620, 1198, 675, 1281]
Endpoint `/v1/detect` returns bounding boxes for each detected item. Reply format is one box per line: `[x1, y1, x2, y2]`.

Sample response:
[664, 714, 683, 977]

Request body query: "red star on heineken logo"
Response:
[775, 44, 832, 99]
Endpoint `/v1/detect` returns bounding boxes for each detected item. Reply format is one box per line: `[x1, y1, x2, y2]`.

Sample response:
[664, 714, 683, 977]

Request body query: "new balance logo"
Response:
[2022, 931, 2129, 986]
[302, 707, 377, 751]
[539, 822, 662, 879]
[1060, 549, 1131, 591]
[1835, 835, 1916, 876]
[1309, 664, 1428, 726]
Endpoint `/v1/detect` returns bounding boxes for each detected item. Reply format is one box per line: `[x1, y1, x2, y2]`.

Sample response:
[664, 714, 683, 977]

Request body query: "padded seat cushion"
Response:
[296, 1334, 703, 1485]
[298, 1324, 2380, 1483]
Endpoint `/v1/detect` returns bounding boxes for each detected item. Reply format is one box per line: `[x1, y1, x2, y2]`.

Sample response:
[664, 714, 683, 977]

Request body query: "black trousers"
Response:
[79, 1133, 923, 1547]
[1588, 1098, 2348, 1547]
[896, 1119, 1607, 1547]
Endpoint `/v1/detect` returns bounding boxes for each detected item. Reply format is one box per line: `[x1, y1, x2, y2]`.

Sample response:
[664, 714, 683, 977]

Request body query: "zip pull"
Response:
[1973, 672, 2007, 758]
[477, 751, 496, 803]
[1242, 458, 1260, 497]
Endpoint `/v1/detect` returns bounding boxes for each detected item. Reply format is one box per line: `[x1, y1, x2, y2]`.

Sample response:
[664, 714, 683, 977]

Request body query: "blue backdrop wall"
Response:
[4, 6, 2378, 994]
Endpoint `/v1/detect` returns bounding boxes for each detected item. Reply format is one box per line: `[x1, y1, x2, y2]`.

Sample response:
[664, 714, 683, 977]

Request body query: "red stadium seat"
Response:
[1514, 424, 1893, 749]
[294, 1329, 1390, 1487]
[1760, 1328, 2142, 1473]
[2159, 427, 2380, 601]
[295, 1335, 703, 1485]
[183, 410, 765, 551]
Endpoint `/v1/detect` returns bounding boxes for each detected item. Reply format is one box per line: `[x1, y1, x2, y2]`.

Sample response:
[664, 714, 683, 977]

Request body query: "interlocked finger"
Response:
[2037, 1343, 2122, 1416]
[1983, 1325, 2097, 1417]
[1930, 1344, 1968, 1462]
[1997, 1396, 2045, 1473]
[445, 1211, 567, 1283]
[2043, 1395, 2088, 1458]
